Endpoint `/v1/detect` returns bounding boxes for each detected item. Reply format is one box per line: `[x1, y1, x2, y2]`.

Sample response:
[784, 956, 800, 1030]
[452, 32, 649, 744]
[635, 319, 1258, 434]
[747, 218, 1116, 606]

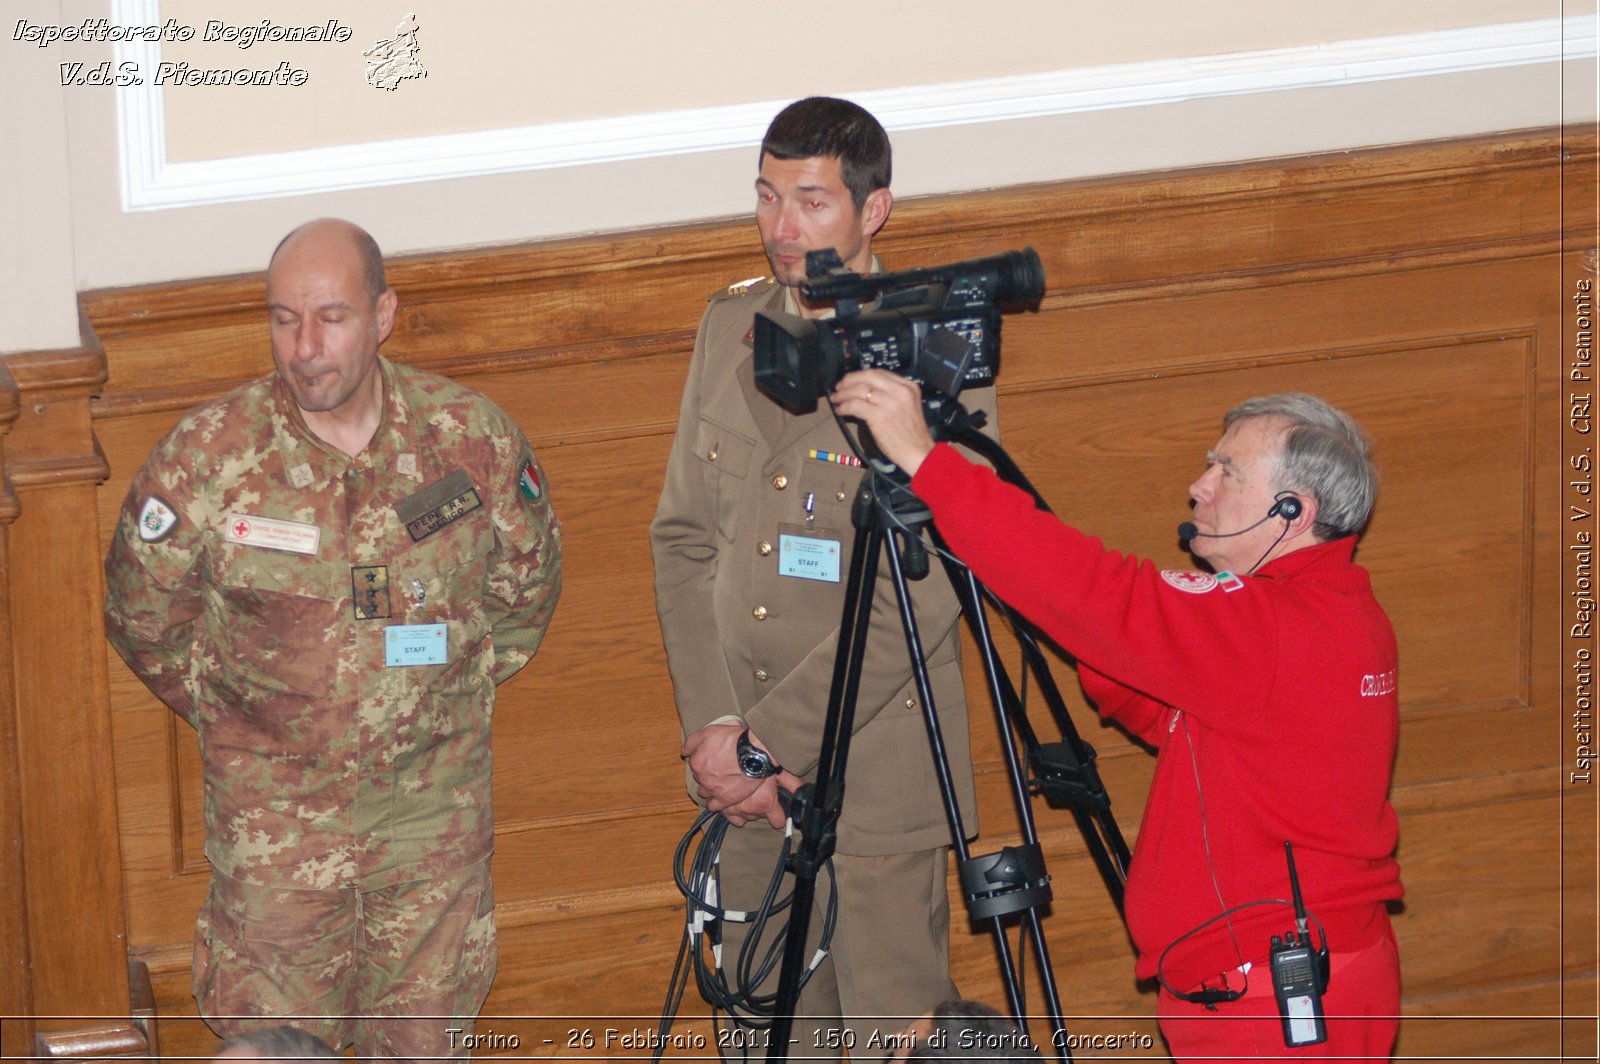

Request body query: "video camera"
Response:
[752, 247, 1045, 414]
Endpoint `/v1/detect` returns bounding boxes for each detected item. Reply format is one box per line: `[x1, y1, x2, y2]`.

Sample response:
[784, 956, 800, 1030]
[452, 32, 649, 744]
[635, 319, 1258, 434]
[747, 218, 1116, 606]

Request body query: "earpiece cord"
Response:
[1243, 518, 1295, 575]
[1182, 714, 1250, 975]
[1154, 898, 1328, 1001]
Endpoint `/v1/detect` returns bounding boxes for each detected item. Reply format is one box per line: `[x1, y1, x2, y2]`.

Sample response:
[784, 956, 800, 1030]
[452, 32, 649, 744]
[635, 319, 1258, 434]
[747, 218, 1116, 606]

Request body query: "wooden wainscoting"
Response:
[0, 364, 32, 1059]
[1, 126, 1591, 1060]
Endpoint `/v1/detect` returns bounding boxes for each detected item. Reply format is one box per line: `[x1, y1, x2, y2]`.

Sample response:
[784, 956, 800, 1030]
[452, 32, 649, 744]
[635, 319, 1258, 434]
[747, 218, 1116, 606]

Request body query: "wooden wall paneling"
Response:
[0, 364, 33, 1057]
[1559, 131, 1600, 1064]
[3, 344, 150, 1057]
[72, 128, 1593, 1059]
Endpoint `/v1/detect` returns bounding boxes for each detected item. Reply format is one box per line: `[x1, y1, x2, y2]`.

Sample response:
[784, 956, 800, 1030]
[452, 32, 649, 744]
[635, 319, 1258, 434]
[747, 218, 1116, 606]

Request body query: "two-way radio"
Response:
[1269, 842, 1331, 1047]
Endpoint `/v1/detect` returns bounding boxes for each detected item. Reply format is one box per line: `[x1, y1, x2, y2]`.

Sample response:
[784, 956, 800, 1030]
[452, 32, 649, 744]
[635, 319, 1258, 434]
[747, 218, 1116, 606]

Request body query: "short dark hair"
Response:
[909, 1000, 1039, 1062]
[215, 1024, 340, 1059]
[760, 96, 891, 210]
[270, 218, 388, 306]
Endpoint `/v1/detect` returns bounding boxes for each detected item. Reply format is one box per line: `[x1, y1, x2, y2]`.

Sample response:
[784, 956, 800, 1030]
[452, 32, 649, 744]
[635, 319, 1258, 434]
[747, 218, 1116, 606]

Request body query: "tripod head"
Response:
[850, 393, 989, 582]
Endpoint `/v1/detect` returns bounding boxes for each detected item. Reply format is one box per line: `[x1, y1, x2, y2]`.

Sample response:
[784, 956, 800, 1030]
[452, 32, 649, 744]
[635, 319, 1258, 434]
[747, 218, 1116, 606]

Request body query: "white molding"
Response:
[114, 6, 1598, 212]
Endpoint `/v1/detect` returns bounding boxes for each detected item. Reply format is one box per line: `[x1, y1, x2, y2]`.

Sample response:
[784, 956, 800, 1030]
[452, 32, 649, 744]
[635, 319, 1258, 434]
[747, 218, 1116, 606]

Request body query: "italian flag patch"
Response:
[518, 459, 543, 501]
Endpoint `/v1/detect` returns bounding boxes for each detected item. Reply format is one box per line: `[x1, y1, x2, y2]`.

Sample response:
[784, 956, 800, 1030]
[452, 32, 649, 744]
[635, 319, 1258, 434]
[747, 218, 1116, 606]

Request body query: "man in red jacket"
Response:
[830, 372, 1403, 1061]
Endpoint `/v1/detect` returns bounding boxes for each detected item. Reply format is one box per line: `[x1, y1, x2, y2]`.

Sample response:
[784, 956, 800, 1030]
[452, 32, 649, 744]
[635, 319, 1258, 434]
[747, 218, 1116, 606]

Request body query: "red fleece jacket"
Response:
[912, 443, 1402, 988]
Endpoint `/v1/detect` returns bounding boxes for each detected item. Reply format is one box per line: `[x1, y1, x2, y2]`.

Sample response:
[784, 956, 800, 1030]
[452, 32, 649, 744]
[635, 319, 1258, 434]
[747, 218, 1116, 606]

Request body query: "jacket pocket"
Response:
[693, 417, 755, 542]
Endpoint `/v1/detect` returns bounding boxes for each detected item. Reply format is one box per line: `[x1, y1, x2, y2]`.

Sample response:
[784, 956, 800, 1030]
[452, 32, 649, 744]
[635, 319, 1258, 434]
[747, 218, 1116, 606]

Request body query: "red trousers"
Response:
[1157, 929, 1400, 1061]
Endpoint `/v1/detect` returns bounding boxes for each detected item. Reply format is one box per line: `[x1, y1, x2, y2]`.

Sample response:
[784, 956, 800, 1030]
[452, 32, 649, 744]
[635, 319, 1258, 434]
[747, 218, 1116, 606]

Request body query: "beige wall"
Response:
[155, 0, 1563, 160]
[1, 0, 1594, 350]
[2, 0, 82, 352]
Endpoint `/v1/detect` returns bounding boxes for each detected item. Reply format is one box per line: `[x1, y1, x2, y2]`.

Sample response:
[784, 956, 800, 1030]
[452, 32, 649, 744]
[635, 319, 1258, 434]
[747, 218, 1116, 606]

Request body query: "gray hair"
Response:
[214, 1025, 339, 1059]
[1224, 392, 1377, 540]
[909, 1000, 1039, 1062]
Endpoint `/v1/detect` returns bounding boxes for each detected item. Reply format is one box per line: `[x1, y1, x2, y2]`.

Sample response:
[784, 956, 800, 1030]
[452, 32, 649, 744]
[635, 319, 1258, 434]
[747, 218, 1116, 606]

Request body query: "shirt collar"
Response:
[270, 355, 401, 465]
[1253, 534, 1360, 580]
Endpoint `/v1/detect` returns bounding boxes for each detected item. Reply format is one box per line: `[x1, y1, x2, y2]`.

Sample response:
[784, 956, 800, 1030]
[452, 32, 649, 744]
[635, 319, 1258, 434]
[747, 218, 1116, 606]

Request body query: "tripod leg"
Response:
[766, 489, 885, 1064]
[883, 525, 1072, 1060]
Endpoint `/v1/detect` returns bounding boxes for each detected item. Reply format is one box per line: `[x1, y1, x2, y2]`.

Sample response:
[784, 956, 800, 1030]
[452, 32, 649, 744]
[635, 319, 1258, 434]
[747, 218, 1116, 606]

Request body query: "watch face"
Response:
[739, 749, 774, 778]
[737, 728, 780, 778]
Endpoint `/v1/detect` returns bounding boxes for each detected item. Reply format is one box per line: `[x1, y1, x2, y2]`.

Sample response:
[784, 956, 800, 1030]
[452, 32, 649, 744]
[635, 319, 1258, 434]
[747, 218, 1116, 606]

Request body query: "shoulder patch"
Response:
[137, 496, 180, 543]
[1161, 569, 1219, 595]
[518, 458, 543, 501]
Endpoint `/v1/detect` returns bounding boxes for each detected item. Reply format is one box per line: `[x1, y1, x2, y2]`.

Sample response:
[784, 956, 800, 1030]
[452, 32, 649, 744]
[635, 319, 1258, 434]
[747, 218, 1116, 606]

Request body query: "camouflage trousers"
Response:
[193, 858, 498, 1061]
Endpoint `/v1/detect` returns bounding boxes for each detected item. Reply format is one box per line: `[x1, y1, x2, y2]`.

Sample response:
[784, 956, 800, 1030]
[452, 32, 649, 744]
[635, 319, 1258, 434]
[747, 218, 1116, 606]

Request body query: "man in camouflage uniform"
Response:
[104, 219, 562, 1060]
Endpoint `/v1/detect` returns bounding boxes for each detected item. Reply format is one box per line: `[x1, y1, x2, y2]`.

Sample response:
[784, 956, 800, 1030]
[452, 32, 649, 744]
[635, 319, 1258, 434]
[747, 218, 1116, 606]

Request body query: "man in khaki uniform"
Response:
[650, 97, 984, 1048]
[105, 219, 562, 1060]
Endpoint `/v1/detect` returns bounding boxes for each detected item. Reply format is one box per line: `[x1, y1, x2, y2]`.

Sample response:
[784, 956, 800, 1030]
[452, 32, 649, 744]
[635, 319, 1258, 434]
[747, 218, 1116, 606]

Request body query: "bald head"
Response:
[212, 1024, 339, 1060]
[269, 219, 387, 307]
[264, 218, 398, 435]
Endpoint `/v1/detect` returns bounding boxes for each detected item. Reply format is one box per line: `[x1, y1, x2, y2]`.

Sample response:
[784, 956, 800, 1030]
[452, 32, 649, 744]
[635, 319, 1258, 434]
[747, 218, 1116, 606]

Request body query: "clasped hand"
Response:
[682, 723, 803, 829]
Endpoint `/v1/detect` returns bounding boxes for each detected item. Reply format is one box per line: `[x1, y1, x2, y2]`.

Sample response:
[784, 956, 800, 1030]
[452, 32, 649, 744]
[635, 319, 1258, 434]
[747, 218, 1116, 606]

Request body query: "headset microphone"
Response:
[1179, 493, 1303, 543]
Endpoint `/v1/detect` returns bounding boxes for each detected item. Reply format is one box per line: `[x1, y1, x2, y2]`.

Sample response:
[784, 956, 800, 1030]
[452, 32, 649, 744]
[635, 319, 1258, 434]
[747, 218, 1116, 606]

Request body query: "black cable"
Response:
[1155, 897, 1330, 1004]
[656, 806, 838, 1063]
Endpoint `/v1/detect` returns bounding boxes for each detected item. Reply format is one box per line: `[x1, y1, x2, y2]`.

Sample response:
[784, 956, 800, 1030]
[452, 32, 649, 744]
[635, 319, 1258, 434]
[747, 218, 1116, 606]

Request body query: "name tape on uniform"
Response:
[396, 469, 482, 542]
[224, 513, 321, 555]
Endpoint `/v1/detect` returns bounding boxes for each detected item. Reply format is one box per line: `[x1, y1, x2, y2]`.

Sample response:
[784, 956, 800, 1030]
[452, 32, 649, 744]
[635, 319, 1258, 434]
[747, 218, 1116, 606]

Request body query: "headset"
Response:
[1177, 492, 1305, 575]
[1177, 491, 1303, 543]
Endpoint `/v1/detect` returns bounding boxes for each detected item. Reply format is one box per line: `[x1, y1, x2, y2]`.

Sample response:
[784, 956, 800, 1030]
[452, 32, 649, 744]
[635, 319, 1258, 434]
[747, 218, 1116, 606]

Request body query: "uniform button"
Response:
[757, 540, 773, 556]
[707, 446, 719, 461]
[905, 697, 917, 710]
[835, 489, 847, 502]
[752, 605, 768, 621]
[771, 474, 788, 490]
[755, 669, 770, 683]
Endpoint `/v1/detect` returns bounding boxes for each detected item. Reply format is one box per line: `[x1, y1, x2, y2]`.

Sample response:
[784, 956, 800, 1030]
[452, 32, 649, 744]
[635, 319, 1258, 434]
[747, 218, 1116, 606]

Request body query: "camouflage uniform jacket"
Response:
[105, 357, 562, 889]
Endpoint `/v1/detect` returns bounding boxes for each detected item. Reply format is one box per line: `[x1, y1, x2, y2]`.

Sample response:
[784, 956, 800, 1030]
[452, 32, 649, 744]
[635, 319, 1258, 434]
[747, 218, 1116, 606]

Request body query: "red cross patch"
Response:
[1161, 570, 1220, 594]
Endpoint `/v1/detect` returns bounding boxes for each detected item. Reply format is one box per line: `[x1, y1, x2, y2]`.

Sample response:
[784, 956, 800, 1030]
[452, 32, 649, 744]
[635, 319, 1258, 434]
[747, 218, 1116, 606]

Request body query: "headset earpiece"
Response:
[1269, 493, 1303, 521]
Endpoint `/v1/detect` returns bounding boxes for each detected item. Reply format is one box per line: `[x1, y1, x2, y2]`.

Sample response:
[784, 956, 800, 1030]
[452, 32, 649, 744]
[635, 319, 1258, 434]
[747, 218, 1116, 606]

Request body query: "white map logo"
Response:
[364, 12, 425, 91]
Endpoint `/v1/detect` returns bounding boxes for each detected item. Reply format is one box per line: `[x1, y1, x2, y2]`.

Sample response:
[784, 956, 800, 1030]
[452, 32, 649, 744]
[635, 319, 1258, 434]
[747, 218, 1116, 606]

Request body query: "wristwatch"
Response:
[736, 728, 782, 779]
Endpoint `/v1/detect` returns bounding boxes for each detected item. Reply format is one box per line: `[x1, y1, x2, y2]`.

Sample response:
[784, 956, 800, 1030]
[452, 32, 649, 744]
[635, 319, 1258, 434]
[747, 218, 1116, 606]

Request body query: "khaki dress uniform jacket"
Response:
[650, 279, 980, 856]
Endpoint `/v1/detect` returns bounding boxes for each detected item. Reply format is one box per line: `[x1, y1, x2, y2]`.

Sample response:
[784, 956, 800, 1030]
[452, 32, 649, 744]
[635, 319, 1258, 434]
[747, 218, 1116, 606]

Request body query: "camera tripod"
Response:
[758, 401, 1133, 1063]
